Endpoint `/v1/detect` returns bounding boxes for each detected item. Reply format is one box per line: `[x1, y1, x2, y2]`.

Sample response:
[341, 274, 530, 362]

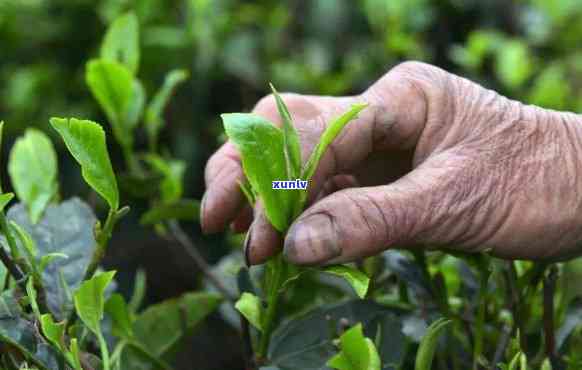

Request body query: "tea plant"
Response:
[2, 6, 582, 370]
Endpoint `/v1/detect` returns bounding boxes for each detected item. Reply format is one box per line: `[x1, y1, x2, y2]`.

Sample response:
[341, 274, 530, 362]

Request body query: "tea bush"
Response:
[1, 1, 582, 370]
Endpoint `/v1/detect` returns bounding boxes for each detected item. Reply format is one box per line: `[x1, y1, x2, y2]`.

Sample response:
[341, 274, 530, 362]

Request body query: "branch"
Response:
[166, 220, 236, 303]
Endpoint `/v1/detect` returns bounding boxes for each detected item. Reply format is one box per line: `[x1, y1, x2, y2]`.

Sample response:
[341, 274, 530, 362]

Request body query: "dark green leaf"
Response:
[222, 113, 295, 231]
[415, 318, 451, 370]
[100, 12, 140, 74]
[105, 293, 134, 339]
[140, 199, 199, 225]
[121, 292, 221, 369]
[235, 292, 263, 332]
[145, 69, 189, 147]
[73, 270, 117, 334]
[8, 129, 58, 223]
[50, 117, 119, 210]
[0, 316, 65, 370]
[270, 83, 301, 179]
[322, 265, 370, 299]
[270, 300, 403, 370]
[6, 198, 98, 320]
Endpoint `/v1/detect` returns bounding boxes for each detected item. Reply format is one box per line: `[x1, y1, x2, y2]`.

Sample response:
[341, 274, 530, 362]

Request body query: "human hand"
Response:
[202, 61, 582, 265]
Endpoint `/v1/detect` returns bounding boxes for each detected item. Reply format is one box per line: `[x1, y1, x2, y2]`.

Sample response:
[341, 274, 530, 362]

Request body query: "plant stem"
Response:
[97, 331, 110, 370]
[0, 242, 24, 285]
[84, 209, 118, 281]
[257, 254, 285, 360]
[473, 265, 490, 370]
[0, 211, 20, 260]
[166, 220, 236, 303]
[543, 266, 558, 362]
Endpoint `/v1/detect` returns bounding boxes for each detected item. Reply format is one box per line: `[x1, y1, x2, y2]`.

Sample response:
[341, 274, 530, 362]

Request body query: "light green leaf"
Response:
[105, 293, 134, 339]
[235, 292, 264, 332]
[26, 277, 41, 320]
[144, 154, 185, 204]
[126, 79, 146, 134]
[39, 253, 68, 273]
[541, 358, 552, 370]
[270, 83, 301, 179]
[129, 268, 147, 313]
[495, 40, 533, 90]
[222, 113, 295, 231]
[10, 220, 37, 257]
[101, 12, 140, 74]
[323, 265, 370, 299]
[85, 59, 135, 148]
[238, 180, 256, 206]
[73, 270, 116, 334]
[40, 314, 66, 351]
[302, 103, 367, 181]
[0, 192, 14, 211]
[0, 121, 4, 192]
[327, 324, 380, 370]
[50, 117, 119, 210]
[140, 198, 199, 225]
[145, 69, 189, 148]
[8, 129, 58, 223]
[68, 339, 83, 370]
[415, 318, 451, 370]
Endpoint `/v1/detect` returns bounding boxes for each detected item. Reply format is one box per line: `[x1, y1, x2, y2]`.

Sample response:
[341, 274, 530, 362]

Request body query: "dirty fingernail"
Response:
[284, 214, 341, 265]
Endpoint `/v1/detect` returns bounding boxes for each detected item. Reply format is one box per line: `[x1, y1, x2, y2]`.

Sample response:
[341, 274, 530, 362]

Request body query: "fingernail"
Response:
[199, 192, 209, 234]
[243, 225, 254, 267]
[284, 214, 341, 265]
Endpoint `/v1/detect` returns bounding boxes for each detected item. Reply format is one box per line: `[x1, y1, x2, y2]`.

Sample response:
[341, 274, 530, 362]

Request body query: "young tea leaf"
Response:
[69, 339, 83, 370]
[100, 12, 140, 74]
[8, 129, 58, 223]
[302, 103, 367, 181]
[235, 292, 264, 332]
[50, 117, 119, 210]
[145, 69, 189, 148]
[322, 265, 370, 299]
[129, 268, 147, 313]
[0, 193, 13, 211]
[140, 198, 199, 225]
[73, 270, 116, 334]
[26, 277, 41, 320]
[144, 154, 185, 204]
[415, 318, 451, 370]
[327, 323, 381, 370]
[222, 113, 295, 231]
[40, 314, 65, 351]
[270, 84, 301, 179]
[86, 59, 135, 147]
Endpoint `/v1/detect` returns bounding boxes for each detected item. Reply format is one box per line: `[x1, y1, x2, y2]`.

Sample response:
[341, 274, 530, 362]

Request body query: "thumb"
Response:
[283, 156, 473, 265]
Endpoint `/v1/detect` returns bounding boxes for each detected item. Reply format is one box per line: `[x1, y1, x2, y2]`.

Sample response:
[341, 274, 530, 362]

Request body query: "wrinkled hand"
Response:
[201, 61, 582, 265]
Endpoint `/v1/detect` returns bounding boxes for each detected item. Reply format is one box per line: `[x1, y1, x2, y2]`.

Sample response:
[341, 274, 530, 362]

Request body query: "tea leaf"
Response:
[323, 265, 370, 299]
[126, 79, 146, 135]
[235, 292, 264, 332]
[129, 268, 147, 313]
[415, 318, 451, 370]
[140, 198, 199, 225]
[85, 59, 135, 147]
[327, 324, 380, 370]
[105, 293, 134, 339]
[302, 103, 367, 181]
[270, 84, 301, 179]
[40, 314, 66, 351]
[145, 69, 189, 148]
[222, 113, 295, 231]
[68, 339, 83, 370]
[39, 253, 68, 273]
[26, 277, 41, 320]
[100, 12, 140, 74]
[144, 154, 185, 204]
[8, 129, 58, 223]
[73, 270, 116, 334]
[50, 117, 119, 210]
[0, 192, 14, 211]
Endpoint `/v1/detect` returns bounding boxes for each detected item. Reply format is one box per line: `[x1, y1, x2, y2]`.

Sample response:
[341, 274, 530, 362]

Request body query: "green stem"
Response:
[257, 254, 286, 360]
[0, 211, 20, 260]
[97, 331, 110, 370]
[84, 209, 118, 281]
[472, 267, 490, 370]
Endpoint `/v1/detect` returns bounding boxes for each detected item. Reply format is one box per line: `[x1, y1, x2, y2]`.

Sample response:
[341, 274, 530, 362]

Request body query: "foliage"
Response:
[1, 1, 582, 370]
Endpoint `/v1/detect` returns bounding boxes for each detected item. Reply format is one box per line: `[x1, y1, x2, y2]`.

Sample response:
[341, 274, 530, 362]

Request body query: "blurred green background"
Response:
[1, 0, 582, 369]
